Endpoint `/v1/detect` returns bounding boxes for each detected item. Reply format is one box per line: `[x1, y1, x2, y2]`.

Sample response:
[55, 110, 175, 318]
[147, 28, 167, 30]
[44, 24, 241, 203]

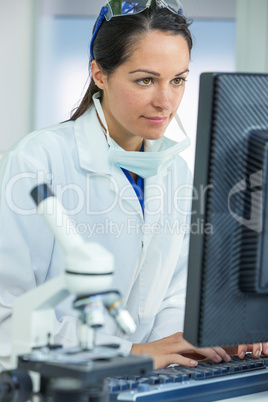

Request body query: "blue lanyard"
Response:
[121, 144, 144, 216]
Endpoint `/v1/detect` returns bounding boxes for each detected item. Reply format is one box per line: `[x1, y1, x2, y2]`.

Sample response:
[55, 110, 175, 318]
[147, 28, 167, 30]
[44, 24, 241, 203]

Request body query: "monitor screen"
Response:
[184, 72, 268, 348]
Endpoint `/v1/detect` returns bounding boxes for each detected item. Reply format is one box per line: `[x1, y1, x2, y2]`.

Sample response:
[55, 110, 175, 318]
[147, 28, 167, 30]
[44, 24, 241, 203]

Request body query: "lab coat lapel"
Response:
[74, 107, 144, 220]
[74, 106, 112, 175]
[109, 165, 144, 222]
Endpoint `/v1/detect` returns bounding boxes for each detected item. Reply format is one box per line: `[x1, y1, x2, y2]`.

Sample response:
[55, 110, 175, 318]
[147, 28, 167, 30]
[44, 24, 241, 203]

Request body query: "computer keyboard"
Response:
[106, 354, 268, 401]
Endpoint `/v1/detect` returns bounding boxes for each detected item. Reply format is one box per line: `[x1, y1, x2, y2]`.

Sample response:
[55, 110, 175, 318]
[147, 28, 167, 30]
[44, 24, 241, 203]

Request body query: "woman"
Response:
[0, 1, 264, 370]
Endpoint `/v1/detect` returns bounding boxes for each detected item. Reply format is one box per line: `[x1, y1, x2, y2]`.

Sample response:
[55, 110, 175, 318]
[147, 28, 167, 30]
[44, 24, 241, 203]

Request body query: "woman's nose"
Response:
[151, 86, 172, 110]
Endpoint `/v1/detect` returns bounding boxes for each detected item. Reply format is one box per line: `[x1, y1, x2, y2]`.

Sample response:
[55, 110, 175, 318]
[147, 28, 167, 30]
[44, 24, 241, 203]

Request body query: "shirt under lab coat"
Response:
[0, 105, 192, 369]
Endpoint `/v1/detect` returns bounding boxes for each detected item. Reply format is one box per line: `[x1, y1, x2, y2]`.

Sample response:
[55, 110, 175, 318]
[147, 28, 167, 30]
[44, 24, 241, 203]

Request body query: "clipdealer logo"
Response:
[228, 170, 263, 233]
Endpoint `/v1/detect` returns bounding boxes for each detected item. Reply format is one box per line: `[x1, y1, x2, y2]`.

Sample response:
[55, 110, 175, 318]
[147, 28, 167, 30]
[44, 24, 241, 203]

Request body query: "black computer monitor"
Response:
[184, 72, 268, 348]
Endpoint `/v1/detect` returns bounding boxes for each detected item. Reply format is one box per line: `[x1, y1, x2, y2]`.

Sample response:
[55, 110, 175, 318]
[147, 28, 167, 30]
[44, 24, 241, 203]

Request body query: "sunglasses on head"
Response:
[90, 0, 184, 60]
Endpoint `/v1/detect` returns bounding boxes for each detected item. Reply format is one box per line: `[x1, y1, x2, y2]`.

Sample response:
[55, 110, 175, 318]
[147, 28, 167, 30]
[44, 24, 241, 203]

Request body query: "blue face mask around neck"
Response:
[92, 92, 190, 179]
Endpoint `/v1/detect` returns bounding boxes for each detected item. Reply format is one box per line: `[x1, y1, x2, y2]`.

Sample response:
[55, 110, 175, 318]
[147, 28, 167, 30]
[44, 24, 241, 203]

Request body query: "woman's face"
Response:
[93, 30, 190, 151]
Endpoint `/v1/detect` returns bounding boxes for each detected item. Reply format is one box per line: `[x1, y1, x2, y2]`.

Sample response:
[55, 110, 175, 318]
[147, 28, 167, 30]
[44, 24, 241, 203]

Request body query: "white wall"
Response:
[39, 0, 235, 18]
[0, 0, 38, 153]
[236, 0, 268, 72]
[34, 16, 96, 129]
[39, 0, 102, 16]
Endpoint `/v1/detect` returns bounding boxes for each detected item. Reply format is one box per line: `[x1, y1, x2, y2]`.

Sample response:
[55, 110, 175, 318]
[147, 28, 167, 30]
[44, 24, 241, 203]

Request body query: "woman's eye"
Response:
[172, 78, 184, 86]
[138, 78, 152, 86]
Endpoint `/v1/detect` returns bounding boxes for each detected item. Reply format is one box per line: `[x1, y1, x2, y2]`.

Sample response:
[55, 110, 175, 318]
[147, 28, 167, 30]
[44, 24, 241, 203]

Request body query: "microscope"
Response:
[0, 184, 152, 401]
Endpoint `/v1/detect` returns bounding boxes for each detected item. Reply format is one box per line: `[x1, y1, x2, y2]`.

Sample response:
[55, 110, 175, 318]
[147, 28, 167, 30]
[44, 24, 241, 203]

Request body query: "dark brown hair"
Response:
[70, 5, 192, 120]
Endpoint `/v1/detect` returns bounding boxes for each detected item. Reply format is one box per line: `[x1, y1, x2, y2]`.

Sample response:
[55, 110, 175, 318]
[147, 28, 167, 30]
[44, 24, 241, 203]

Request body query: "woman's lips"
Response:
[143, 116, 168, 125]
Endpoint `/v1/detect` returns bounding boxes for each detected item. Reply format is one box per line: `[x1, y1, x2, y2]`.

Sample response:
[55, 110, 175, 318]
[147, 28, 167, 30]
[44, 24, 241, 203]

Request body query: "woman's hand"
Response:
[238, 343, 268, 359]
[131, 332, 232, 369]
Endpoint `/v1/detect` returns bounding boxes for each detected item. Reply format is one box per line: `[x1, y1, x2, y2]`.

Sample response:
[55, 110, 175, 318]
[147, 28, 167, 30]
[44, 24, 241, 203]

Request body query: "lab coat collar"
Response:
[74, 105, 112, 174]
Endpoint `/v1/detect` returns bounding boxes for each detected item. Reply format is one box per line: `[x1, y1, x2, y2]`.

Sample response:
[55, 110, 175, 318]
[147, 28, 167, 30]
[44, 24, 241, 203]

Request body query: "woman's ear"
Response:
[91, 60, 107, 90]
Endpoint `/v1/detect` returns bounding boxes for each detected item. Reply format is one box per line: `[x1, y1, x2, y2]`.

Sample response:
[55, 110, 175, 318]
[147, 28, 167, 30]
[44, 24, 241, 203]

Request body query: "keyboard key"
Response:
[227, 364, 241, 373]
[191, 370, 205, 379]
[148, 376, 160, 385]
[107, 382, 119, 392]
[182, 373, 190, 381]
[203, 369, 213, 377]
[117, 380, 129, 391]
[170, 374, 183, 382]
[215, 366, 228, 375]
[158, 375, 172, 384]
[127, 380, 138, 389]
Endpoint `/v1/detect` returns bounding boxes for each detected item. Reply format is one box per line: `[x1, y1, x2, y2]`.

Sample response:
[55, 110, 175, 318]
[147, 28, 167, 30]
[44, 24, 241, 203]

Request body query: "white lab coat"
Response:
[0, 105, 192, 369]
